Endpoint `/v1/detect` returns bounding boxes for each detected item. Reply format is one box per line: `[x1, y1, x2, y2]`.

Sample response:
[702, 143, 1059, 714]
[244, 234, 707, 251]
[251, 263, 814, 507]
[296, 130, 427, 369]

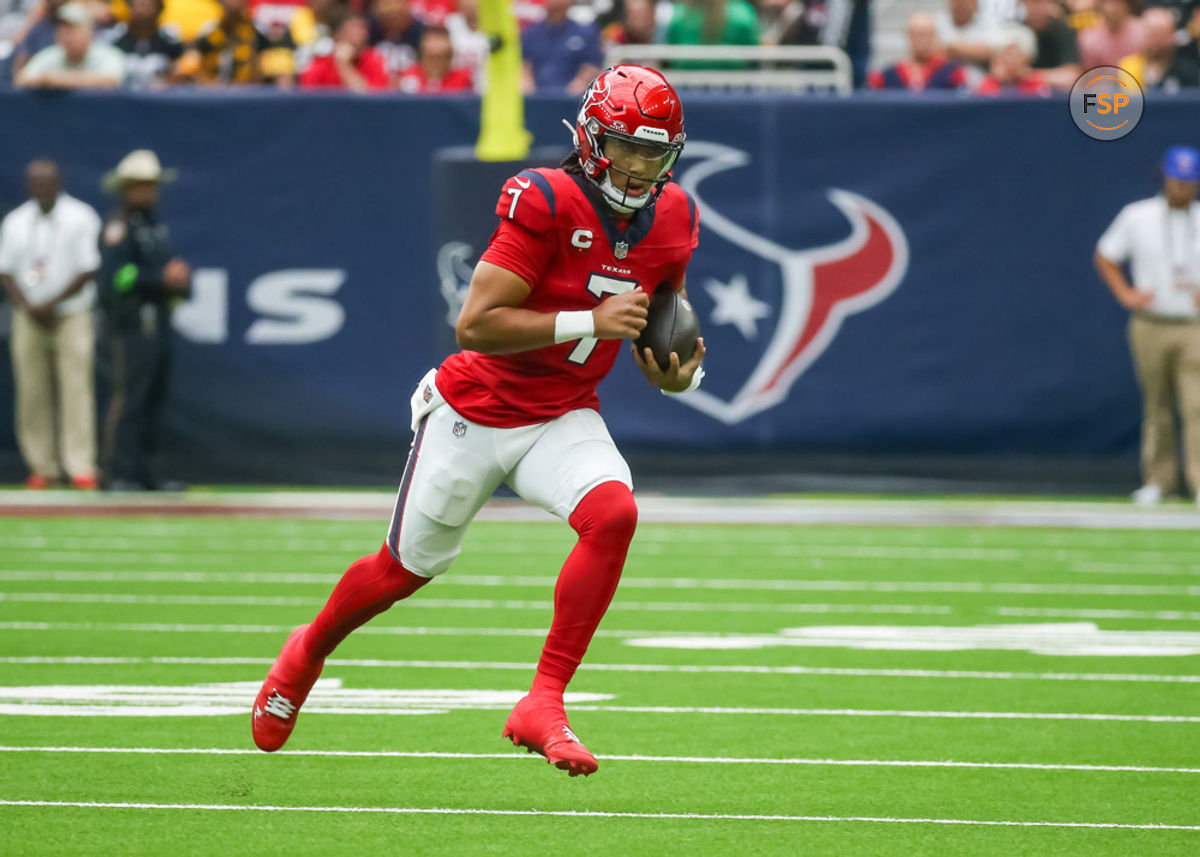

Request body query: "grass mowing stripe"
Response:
[0, 621, 660, 638]
[4, 655, 1195, 683]
[6, 593, 1200, 622]
[0, 592, 952, 615]
[1, 800, 1197, 830]
[5, 570, 1199, 595]
[10, 537, 1200, 563]
[3, 746, 1199, 774]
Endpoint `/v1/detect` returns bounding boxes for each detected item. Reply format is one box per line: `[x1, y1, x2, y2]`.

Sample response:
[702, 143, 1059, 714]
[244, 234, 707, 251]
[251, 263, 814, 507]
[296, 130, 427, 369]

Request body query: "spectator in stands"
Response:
[10, 0, 66, 80]
[975, 25, 1051, 92]
[1121, 6, 1200, 86]
[665, 0, 760, 70]
[521, 0, 602, 93]
[16, 2, 125, 87]
[778, 0, 874, 87]
[290, 0, 348, 76]
[867, 11, 967, 89]
[299, 11, 389, 90]
[397, 22, 472, 90]
[244, 0, 303, 84]
[1144, 0, 1199, 47]
[0, 159, 101, 490]
[369, 0, 423, 77]
[938, 0, 1006, 68]
[412, 0, 456, 26]
[109, 0, 185, 88]
[1095, 146, 1200, 505]
[177, 0, 272, 83]
[1066, 0, 1103, 32]
[1023, 0, 1080, 89]
[759, 0, 803, 46]
[445, 0, 489, 89]
[151, 0, 223, 45]
[606, 0, 659, 45]
[1078, 0, 1145, 67]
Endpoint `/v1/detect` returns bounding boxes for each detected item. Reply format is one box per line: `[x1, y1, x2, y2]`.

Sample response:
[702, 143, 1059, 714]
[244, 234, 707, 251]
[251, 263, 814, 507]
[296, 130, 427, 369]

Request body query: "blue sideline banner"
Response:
[1, 92, 1197, 481]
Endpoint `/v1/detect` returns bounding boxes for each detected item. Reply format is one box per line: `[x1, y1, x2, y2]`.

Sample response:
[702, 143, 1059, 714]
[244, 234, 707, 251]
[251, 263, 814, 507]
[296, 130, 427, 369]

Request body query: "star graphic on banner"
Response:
[704, 275, 771, 340]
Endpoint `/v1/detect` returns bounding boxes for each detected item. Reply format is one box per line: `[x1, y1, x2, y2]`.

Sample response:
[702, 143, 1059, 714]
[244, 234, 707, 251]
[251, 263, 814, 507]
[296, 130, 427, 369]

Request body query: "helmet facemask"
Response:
[572, 116, 683, 215]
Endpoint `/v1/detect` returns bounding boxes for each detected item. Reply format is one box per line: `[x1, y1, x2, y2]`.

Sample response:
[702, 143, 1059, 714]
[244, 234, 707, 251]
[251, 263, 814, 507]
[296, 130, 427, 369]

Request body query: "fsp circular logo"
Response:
[1069, 66, 1144, 141]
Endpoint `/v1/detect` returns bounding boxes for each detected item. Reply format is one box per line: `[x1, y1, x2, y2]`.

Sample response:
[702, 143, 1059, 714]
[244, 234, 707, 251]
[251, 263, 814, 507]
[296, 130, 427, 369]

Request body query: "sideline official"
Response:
[0, 160, 101, 489]
[97, 150, 191, 491]
[1095, 145, 1200, 504]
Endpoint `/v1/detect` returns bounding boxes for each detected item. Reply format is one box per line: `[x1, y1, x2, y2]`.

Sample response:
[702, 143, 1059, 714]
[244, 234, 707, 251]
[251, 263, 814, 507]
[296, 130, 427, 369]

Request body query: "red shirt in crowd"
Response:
[976, 73, 1052, 96]
[299, 49, 391, 89]
[396, 64, 474, 92]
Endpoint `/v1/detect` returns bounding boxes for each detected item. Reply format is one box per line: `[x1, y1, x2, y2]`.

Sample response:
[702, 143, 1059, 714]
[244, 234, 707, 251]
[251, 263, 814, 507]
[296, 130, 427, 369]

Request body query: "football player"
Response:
[251, 65, 705, 777]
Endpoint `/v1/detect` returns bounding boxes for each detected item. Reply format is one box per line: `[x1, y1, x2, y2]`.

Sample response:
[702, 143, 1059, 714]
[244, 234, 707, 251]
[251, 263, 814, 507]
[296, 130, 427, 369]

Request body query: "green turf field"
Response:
[1, 512, 1198, 855]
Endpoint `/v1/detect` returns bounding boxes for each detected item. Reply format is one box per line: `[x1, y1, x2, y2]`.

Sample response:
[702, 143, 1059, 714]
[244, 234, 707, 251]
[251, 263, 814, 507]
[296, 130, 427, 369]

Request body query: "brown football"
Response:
[635, 287, 701, 371]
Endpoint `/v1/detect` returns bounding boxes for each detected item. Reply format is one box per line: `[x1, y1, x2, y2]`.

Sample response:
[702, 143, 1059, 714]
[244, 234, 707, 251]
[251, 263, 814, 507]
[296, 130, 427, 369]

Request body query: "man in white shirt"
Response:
[1095, 145, 1200, 505]
[0, 160, 102, 489]
[15, 2, 125, 89]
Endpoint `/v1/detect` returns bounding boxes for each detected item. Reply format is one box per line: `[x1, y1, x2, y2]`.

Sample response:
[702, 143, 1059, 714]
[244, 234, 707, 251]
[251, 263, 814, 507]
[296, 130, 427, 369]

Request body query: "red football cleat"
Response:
[502, 691, 598, 777]
[70, 475, 98, 490]
[24, 475, 50, 490]
[251, 625, 325, 752]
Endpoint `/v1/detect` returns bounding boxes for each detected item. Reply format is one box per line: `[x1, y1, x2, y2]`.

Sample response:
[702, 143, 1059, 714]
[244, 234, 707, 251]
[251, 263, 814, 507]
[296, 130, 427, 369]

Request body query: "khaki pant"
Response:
[1129, 315, 1200, 496]
[10, 308, 96, 480]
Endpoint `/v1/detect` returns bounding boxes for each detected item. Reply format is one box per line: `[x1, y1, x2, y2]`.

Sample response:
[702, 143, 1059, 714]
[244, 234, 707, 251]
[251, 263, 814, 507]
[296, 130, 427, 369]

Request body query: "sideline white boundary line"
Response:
[3, 655, 1196, 683]
[1, 799, 1197, 829]
[1, 746, 1196, 774]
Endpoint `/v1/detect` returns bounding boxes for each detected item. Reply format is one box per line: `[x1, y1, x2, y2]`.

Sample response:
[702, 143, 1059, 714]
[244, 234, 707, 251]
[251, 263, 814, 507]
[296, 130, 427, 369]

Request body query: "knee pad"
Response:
[570, 481, 638, 545]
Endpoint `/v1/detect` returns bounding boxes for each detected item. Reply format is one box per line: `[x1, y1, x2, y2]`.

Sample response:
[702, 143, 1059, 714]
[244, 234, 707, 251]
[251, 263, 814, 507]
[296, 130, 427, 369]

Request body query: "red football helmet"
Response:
[570, 65, 686, 214]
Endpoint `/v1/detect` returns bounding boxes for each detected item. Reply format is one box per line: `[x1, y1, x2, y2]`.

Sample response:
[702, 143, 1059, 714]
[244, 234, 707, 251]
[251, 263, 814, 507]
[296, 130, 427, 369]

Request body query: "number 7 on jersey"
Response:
[567, 273, 638, 365]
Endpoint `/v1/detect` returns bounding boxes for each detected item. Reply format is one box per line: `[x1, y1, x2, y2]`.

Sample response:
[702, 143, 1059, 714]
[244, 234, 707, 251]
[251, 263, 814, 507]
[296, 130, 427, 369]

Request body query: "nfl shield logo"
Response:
[614, 241, 629, 260]
[452, 420, 467, 437]
[422, 385, 432, 403]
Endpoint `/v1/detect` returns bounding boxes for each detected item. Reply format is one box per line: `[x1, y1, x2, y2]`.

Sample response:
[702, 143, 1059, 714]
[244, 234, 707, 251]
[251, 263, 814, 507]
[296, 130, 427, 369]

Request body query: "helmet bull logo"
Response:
[674, 142, 909, 425]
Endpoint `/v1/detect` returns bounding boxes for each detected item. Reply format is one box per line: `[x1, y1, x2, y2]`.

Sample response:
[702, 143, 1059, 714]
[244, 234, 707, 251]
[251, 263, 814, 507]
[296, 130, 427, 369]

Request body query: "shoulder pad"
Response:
[494, 169, 557, 234]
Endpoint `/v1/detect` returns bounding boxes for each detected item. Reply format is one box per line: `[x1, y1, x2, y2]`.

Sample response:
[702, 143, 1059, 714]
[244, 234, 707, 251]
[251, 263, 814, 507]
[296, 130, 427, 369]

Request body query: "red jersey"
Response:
[436, 167, 700, 428]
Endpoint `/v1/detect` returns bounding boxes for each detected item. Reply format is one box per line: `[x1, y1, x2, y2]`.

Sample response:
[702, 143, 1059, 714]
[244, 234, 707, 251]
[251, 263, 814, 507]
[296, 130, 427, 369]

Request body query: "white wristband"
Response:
[662, 365, 705, 396]
[554, 310, 594, 343]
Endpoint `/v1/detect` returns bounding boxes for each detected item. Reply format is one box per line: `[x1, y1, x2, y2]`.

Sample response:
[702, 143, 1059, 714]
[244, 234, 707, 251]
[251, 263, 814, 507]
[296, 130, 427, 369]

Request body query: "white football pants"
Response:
[387, 368, 633, 577]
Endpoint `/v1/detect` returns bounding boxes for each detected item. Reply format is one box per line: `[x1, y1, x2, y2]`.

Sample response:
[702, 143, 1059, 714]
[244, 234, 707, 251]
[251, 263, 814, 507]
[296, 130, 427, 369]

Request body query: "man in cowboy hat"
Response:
[0, 159, 102, 489]
[97, 149, 191, 491]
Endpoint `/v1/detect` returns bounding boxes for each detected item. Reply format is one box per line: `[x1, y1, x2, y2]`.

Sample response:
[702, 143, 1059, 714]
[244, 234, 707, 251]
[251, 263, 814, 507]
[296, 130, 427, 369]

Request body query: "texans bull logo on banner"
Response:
[436, 142, 909, 425]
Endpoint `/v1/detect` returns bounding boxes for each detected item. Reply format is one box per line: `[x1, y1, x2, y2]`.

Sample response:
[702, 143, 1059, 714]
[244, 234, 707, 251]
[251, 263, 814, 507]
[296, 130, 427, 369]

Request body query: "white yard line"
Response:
[0, 799, 1196, 829]
[0, 746, 1196, 774]
[561, 706, 1200, 723]
[3, 588, 1198, 622]
[996, 607, 1200, 621]
[0, 592, 951, 616]
[2, 656, 1196, 683]
[13, 543, 1200, 564]
[3, 569, 1197, 596]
